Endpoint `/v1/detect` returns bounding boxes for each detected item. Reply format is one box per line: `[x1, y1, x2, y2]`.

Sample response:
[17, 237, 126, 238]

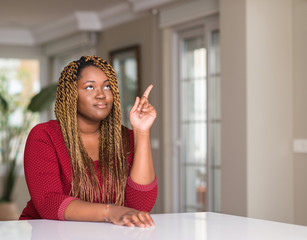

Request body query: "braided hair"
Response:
[55, 55, 129, 205]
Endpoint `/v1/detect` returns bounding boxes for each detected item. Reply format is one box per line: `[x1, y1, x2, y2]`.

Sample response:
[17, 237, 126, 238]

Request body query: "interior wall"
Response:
[293, 0, 307, 226]
[97, 13, 164, 214]
[220, 0, 248, 217]
[246, 0, 294, 223]
[220, 0, 295, 224]
[161, 28, 174, 213]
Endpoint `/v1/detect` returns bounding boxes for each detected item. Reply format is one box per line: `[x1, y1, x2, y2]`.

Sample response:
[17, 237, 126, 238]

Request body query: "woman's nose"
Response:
[96, 89, 106, 99]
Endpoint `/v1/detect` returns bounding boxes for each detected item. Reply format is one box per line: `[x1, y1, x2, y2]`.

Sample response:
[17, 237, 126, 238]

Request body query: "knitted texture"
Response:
[125, 177, 158, 212]
[19, 120, 157, 220]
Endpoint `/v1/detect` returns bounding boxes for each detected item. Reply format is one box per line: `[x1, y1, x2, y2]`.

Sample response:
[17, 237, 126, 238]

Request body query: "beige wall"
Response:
[246, 0, 293, 223]
[97, 14, 164, 214]
[220, 0, 295, 223]
[220, 0, 248, 217]
[293, 0, 307, 226]
[161, 28, 174, 213]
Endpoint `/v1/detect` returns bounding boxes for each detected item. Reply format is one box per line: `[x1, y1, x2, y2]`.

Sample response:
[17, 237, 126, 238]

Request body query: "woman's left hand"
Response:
[129, 85, 156, 133]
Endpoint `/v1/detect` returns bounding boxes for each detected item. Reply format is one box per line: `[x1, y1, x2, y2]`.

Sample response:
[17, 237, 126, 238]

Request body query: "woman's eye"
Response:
[104, 85, 111, 90]
[85, 85, 94, 90]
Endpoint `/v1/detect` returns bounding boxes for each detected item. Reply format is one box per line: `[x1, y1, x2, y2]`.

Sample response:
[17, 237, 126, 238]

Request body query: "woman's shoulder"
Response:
[29, 120, 61, 137]
[31, 119, 59, 130]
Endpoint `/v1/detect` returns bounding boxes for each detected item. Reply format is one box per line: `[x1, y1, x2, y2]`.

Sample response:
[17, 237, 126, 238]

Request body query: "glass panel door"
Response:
[180, 33, 207, 212]
[176, 20, 220, 213]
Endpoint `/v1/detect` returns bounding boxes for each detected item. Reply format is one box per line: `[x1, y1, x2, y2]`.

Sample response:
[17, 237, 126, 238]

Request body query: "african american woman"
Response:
[19, 56, 157, 228]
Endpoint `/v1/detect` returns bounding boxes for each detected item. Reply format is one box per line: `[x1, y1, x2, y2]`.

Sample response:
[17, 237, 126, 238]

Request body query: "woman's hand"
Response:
[129, 85, 157, 133]
[108, 205, 155, 228]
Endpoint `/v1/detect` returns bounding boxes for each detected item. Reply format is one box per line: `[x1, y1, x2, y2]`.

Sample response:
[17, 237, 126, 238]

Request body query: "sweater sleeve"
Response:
[124, 129, 157, 212]
[24, 124, 77, 220]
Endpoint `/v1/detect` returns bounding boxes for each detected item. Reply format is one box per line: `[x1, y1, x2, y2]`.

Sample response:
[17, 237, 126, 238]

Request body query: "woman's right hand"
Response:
[108, 205, 155, 228]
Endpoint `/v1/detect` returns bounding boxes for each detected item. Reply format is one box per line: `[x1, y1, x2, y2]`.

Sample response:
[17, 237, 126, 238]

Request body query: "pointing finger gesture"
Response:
[129, 85, 156, 132]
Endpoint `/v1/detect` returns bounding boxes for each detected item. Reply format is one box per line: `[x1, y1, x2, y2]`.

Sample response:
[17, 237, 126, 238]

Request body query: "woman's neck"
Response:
[78, 119, 101, 136]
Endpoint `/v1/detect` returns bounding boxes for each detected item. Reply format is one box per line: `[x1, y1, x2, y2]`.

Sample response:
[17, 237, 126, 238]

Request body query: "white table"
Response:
[1, 212, 307, 240]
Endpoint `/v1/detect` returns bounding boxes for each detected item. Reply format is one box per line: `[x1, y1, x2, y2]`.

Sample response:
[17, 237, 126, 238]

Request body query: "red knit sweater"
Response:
[19, 120, 157, 220]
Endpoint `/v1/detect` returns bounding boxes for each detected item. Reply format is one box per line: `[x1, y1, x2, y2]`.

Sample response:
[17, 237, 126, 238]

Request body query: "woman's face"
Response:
[77, 66, 114, 123]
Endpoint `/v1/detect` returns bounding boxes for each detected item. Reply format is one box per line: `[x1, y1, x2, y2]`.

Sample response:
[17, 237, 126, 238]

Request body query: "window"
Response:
[173, 16, 221, 212]
[0, 58, 40, 167]
[181, 33, 207, 211]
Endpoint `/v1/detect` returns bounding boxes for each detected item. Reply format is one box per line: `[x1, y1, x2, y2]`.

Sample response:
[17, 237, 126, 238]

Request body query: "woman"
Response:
[20, 56, 157, 228]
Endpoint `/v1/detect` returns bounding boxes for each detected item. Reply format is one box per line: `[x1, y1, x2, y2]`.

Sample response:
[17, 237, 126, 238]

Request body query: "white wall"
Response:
[220, 0, 248, 217]
[220, 0, 294, 223]
[293, 0, 307, 226]
[161, 27, 174, 213]
[246, 0, 293, 223]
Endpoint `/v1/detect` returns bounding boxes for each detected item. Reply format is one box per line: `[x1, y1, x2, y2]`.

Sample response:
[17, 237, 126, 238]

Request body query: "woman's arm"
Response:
[24, 123, 77, 220]
[64, 200, 154, 227]
[129, 85, 157, 185]
[124, 129, 157, 212]
[130, 130, 155, 184]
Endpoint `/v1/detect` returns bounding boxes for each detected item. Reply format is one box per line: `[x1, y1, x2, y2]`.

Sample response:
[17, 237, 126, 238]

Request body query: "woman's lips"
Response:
[94, 103, 107, 109]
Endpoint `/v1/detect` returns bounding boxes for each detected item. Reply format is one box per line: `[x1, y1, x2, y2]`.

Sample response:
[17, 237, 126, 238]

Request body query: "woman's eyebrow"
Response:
[81, 79, 109, 85]
[83, 80, 95, 83]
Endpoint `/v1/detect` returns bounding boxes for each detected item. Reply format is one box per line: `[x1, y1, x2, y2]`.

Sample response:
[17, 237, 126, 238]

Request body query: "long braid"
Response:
[54, 56, 129, 205]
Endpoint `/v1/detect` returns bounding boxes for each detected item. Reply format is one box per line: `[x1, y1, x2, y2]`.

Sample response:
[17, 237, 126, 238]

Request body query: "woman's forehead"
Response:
[79, 65, 107, 78]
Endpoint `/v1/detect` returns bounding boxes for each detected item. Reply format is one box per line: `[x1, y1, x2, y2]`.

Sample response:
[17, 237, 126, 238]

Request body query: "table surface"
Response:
[1, 212, 307, 240]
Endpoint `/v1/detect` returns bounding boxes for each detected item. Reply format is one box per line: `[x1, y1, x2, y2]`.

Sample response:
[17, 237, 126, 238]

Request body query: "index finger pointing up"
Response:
[143, 85, 154, 98]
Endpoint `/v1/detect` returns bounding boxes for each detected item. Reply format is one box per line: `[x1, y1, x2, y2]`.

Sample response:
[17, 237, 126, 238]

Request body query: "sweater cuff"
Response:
[57, 196, 78, 220]
[127, 176, 157, 192]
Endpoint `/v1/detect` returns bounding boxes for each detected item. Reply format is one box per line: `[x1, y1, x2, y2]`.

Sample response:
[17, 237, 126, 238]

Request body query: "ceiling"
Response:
[0, 0, 185, 45]
[0, 0, 125, 29]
